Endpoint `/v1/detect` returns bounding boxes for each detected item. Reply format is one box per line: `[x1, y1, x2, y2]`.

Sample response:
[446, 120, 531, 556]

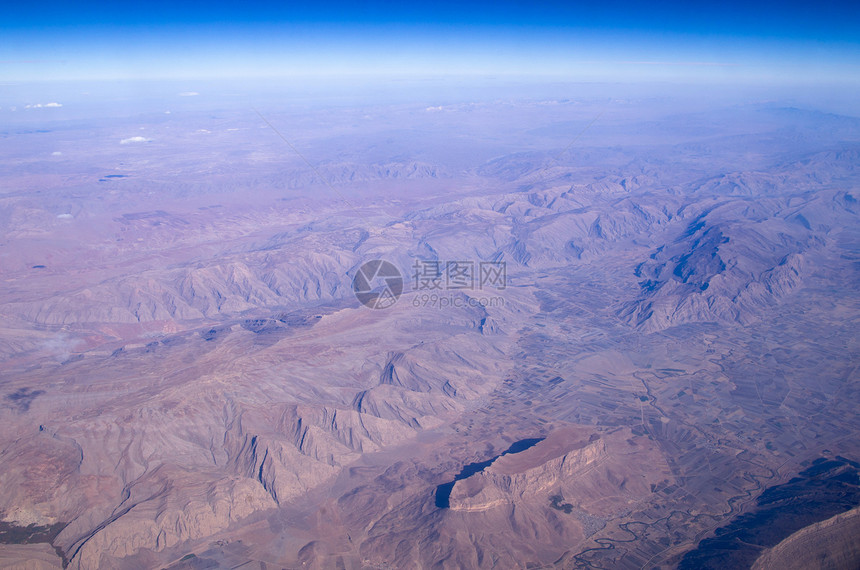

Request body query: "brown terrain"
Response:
[0, 86, 859, 568]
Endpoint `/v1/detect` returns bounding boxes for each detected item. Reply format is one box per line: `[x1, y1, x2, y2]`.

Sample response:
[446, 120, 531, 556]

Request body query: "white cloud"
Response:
[40, 333, 81, 362]
[57, 213, 73, 219]
[52, 151, 62, 156]
[178, 91, 199, 97]
[120, 136, 152, 144]
[25, 102, 62, 109]
[44, 102, 62, 107]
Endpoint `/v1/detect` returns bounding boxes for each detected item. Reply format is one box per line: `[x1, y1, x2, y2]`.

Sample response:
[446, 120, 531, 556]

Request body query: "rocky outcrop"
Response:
[752, 506, 860, 570]
[445, 427, 670, 520]
[449, 439, 606, 512]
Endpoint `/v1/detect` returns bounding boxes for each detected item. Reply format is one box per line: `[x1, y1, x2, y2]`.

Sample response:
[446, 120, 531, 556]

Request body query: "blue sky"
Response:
[2, 0, 859, 82]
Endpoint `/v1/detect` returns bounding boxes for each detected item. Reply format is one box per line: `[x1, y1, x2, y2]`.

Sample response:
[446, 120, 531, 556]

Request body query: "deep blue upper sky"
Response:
[4, 0, 859, 39]
[3, 0, 859, 81]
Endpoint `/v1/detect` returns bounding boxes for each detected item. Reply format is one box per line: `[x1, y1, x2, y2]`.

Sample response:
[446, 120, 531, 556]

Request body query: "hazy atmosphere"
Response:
[1, 1, 859, 569]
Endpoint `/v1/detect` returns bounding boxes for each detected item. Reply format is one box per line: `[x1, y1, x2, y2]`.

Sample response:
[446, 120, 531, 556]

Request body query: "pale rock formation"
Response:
[449, 439, 606, 512]
[752, 506, 860, 570]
